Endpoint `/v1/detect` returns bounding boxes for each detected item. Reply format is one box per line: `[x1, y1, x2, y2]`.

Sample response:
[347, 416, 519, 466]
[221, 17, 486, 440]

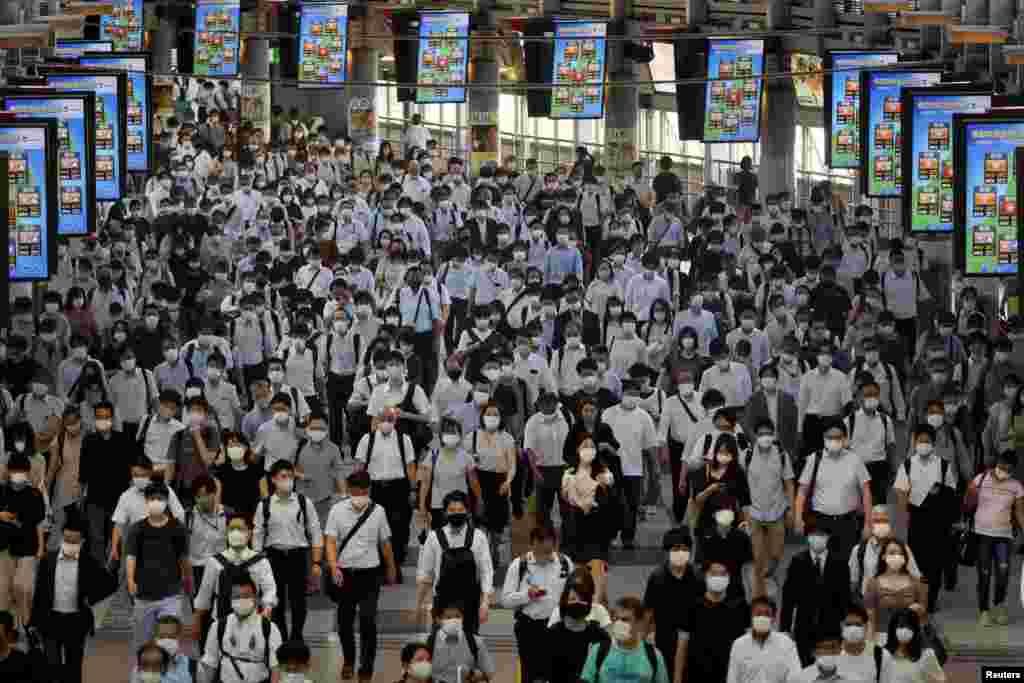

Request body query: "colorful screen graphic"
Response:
[54, 40, 113, 58]
[100, 0, 143, 51]
[79, 55, 150, 172]
[298, 3, 349, 87]
[961, 120, 1024, 275]
[550, 20, 607, 119]
[45, 73, 124, 201]
[416, 12, 470, 104]
[703, 39, 764, 143]
[828, 50, 899, 168]
[905, 92, 991, 233]
[791, 53, 823, 108]
[0, 125, 53, 280]
[861, 70, 942, 197]
[2, 95, 94, 236]
[194, 1, 241, 77]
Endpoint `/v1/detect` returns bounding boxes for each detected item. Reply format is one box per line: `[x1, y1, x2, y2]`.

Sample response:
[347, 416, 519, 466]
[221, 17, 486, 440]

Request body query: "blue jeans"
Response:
[976, 534, 1011, 611]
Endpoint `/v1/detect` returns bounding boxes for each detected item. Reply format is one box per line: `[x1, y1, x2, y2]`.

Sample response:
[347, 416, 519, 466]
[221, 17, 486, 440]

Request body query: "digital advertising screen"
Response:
[0, 120, 59, 281]
[955, 114, 1024, 276]
[791, 53, 823, 108]
[298, 3, 349, 88]
[78, 53, 152, 172]
[859, 69, 942, 197]
[41, 69, 127, 201]
[100, 0, 144, 51]
[825, 50, 899, 168]
[415, 12, 470, 104]
[54, 39, 113, 58]
[2, 92, 96, 237]
[902, 87, 991, 234]
[194, 1, 241, 78]
[703, 38, 764, 143]
[550, 20, 607, 119]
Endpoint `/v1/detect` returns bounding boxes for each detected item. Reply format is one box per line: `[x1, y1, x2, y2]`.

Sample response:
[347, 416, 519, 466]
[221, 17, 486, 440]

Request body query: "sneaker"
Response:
[995, 605, 1010, 625]
[979, 611, 994, 627]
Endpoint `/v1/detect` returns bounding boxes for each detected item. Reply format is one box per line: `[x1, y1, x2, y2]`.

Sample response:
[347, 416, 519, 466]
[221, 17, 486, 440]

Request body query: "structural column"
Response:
[151, 12, 175, 75]
[605, 0, 639, 182]
[760, 0, 797, 197]
[347, 46, 381, 167]
[469, 0, 500, 173]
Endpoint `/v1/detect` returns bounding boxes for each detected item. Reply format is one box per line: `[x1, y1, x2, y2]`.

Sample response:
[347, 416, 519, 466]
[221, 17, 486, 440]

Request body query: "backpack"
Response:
[216, 611, 272, 681]
[743, 443, 789, 475]
[209, 552, 267, 621]
[260, 492, 313, 546]
[434, 523, 480, 605]
[594, 639, 660, 683]
[513, 553, 569, 613]
[364, 429, 410, 482]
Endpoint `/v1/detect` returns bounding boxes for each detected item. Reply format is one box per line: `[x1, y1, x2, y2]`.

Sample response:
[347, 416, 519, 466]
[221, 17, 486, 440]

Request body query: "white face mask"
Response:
[610, 620, 632, 643]
[751, 615, 772, 634]
[885, 554, 906, 570]
[409, 661, 433, 680]
[441, 618, 462, 636]
[95, 419, 113, 432]
[579, 447, 596, 463]
[157, 638, 179, 657]
[275, 477, 294, 494]
[620, 396, 639, 410]
[483, 415, 500, 431]
[825, 439, 843, 453]
[669, 549, 689, 567]
[915, 443, 933, 457]
[61, 542, 81, 559]
[756, 435, 774, 449]
[442, 433, 461, 448]
[895, 627, 914, 644]
[706, 575, 729, 593]
[714, 509, 735, 527]
[228, 529, 248, 548]
[307, 429, 328, 443]
[233, 597, 256, 617]
[138, 672, 162, 683]
[872, 523, 891, 538]
[926, 414, 944, 429]
[843, 624, 866, 643]
[863, 398, 879, 411]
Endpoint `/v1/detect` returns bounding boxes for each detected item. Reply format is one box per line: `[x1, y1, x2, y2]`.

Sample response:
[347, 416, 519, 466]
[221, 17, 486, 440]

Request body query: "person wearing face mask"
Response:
[881, 608, 946, 682]
[422, 600, 496, 683]
[199, 574, 284, 683]
[580, 596, 667, 683]
[849, 505, 923, 600]
[906, 357, 954, 426]
[543, 223, 584, 285]
[893, 425, 958, 614]
[45, 406, 89, 553]
[524, 389, 574, 521]
[640, 527, 700, 673]
[0, 453, 46, 630]
[849, 336, 906, 422]
[125, 480, 193, 659]
[417, 418, 482, 536]
[31, 317, 66, 388]
[744, 364, 799, 457]
[149, 614, 192, 683]
[862, 538, 927, 643]
[843, 380, 896, 507]
[678, 559, 749, 683]
[9, 369, 61, 446]
[322, 471, 398, 682]
[55, 334, 99, 404]
[780, 516, 852, 666]
[727, 597, 802, 683]
[30, 510, 117, 683]
[699, 339, 753, 411]
[136, 389, 188, 484]
[108, 349, 158, 440]
[797, 341, 853, 463]
[790, 632, 849, 683]
[983, 370, 1021, 464]
[833, 604, 895, 683]
[252, 460, 323, 642]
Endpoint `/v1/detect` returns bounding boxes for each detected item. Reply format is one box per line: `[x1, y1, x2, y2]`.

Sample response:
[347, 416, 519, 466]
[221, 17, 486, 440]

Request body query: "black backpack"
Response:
[435, 523, 480, 605]
[260, 493, 313, 546]
[594, 639, 660, 683]
[215, 612, 272, 681]
[209, 552, 267, 622]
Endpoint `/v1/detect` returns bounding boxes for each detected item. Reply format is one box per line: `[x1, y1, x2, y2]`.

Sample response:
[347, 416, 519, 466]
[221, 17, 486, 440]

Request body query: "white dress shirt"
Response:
[354, 431, 416, 481]
[416, 523, 494, 596]
[726, 631, 802, 683]
[324, 497, 392, 569]
[500, 551, 573, 620]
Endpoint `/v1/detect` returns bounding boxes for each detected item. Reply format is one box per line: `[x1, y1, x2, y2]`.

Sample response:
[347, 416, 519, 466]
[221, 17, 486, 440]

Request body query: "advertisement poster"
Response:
[348, 96, 376, 148]
[550, 20, 607, 119]
[416, 12, 470, 104]
[240, 81, 271, 144]
[0, 124, 56, 281]
[44, 72, 125, 201]
[791, 53, 823, 108]
[860, 69, 941, 197]
[827, 50, 899, 168]
[194, 1, 241, 78]
[101, 0, 144, 51]
[470, 125, 498, 175]
[79, 54, 151, 172]
[904, 90, 990, 233]
[703, 38, 764, 143]
[54, 39, 113, 58]
[960, 119, 1024, 275]
[2, 94, 95, 236]
[298, 3, 349, 87]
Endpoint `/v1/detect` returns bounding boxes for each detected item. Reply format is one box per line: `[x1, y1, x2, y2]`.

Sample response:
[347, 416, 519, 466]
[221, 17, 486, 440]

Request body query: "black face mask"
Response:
[447, 369, 462, 381]
[564, 602, 591, 620]
[447, 512, 468, 529]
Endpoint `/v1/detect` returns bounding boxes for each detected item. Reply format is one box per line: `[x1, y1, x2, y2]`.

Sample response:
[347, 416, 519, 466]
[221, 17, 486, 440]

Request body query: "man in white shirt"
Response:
[602, 380, 658, 550]
[523, 392, 571, 527]
[402, 163, 433, 205]
[354, 407, 417, 579]
[402, 114, 430, 158]
[658, 370, 704, 524]
[835, 605, 892, 683]
[699, 339, 753, 410]
[726, 597, 802, 683]
[200, 574, 284, 683]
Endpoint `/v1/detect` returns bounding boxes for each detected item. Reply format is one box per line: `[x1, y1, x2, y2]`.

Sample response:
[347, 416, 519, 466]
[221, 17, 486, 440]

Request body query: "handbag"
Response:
[956, 522, 978, 567]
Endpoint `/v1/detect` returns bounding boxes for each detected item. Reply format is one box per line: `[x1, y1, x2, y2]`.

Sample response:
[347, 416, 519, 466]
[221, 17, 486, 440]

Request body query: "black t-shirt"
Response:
[653, 172, 683, 205]
[735, 170, 758, 207]
[214, 460, 266, 520]
[548, 621, 609, 683]
[0, 485, 46, 558]
[643, 563, 702, 663]
[80, 432, 134, 512]
[685, 598, 750, 682]
[126, 518, 188, 601]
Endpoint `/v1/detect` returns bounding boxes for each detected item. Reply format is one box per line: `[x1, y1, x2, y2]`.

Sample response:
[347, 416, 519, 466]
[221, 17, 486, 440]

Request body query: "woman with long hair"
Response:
[465, 402, 517, 565]
[884, 608, 946, 682]
[864, 538, 928, 644]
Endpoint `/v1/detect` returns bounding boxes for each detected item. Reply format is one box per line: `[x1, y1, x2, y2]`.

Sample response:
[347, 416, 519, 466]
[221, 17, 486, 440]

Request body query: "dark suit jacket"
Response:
[743, 390, 799, 456]
[31, 550, 117, 638]
[781, 549, 851, 646]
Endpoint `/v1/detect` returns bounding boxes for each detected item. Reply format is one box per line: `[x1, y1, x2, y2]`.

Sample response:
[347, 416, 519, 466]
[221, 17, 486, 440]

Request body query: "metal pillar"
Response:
[468, 0, 500, 173]
[990, 0, 1016, 75]
[605, 0, 638, 182]
[348, 46, 380, 166]
[760, 1, 797, 197]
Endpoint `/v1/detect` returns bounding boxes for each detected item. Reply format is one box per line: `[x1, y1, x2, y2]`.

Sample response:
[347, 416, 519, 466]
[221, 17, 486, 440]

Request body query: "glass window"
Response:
[500, 94, 517, 135]
[537, 116, 555, 141]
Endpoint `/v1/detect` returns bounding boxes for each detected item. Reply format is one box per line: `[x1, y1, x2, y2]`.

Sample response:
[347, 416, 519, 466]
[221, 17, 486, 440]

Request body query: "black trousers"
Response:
[266, 547, 310, 641]
[814, 511, 861, 566]
[514, 613, 551, 683]
[305, 394, 323, 419]
[446, 298, 469, 352]
[865, 461, 891, 505]
[535, 466, 564, 527]
[44, 611, 89, 683]
[327, 372, 355, 445]
[895, 318, 918, 360]
[801, 414, 832, 462]
[412, 331, 438, 397]
[668, 438, 688, 524]
[371, 478, 412, 566]
[908, 505, 950, 610]
[335, 566, 382, 676]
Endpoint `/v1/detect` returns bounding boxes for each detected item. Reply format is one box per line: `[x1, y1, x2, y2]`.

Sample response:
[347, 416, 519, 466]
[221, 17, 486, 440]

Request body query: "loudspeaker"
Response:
[524, 17, 555, 117]
[392, 10, 419, 102]
[674, 36, 704, 141]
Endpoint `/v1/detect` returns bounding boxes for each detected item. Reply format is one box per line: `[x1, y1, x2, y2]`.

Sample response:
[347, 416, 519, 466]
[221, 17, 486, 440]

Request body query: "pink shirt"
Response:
[973, 472, 1024, 539]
